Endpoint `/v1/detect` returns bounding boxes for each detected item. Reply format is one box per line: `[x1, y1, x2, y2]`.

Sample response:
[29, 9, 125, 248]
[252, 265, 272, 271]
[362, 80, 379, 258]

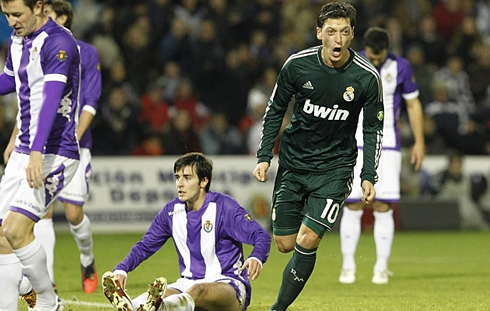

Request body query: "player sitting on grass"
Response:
[102, 152, 271, 311]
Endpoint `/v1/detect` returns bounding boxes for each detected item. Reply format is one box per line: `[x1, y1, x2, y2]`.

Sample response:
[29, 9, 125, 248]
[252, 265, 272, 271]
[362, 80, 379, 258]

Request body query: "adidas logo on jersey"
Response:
[302, 81, 314, 89]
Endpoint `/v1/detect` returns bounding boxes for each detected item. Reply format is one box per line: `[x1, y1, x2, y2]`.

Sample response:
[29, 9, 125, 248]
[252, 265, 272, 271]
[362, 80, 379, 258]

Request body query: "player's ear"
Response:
[59, 14, 68, 26]
[316, 27, 322, 41]
[34, 0, 44, 16]
[200, 177, 209, 190]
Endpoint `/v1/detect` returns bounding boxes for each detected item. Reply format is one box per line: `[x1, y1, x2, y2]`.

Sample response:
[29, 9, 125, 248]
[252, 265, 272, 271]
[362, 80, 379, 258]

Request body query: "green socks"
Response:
[270, 243, 317, 311]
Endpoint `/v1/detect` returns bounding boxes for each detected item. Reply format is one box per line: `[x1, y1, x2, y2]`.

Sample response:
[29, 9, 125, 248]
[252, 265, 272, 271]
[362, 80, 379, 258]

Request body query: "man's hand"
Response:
[240, 258, 263, 281]
[361, 180, 376, 205]
[411, 141, 425, 171]
[26, 151, 44, 189]
[253, 162, 270, 182]
[3, 141, 15, 165]
[114, 273, 128, 291]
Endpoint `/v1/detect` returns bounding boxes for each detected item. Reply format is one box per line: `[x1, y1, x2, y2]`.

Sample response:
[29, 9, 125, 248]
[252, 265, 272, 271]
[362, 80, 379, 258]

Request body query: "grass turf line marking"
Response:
[63, 300, 112, 308]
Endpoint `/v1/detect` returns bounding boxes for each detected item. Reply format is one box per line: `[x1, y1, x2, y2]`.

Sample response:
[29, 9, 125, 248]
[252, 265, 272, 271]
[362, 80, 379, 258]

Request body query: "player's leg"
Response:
[371, 150, 400, 284]
[0, 154, 24, 310]
[339, 202, 364, 284]
[270, 166, 304, 253]
[5, 154, 78, 310]
[64, 202, 97, 292]
[271, 171, 351, 311]
[139, 279, 243, 311]
[60, 148, 97, 292]
[372, 201, 394, 284]
[34, 205, 56, 286]
[0, 234, 23, 310]
[339, 150, 364, 284]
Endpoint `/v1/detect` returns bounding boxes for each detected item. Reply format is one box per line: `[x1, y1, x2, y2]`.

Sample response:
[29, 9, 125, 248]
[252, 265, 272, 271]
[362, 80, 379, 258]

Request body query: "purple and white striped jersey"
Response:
[77, 39, 101, 149]
[3, 18, 80, 159]
[355, 52, 419, 150]
[115, 191, 271, 307]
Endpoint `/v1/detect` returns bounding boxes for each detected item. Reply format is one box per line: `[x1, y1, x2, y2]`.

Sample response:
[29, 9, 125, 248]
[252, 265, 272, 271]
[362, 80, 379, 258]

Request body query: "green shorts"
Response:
[271, 166, 353, 238]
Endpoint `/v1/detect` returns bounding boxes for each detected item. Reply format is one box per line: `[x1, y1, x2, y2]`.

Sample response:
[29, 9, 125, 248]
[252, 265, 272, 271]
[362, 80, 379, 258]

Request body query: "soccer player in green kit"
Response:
[253, 2, 384, 310]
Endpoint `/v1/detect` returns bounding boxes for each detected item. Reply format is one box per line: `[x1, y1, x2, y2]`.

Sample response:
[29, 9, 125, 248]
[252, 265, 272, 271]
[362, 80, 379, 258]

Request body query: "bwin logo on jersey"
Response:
[303, 100, 349, 120]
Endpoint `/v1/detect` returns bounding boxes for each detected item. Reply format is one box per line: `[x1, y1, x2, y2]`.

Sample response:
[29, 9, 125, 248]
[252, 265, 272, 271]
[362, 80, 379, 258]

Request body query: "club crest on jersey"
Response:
[57, 50, 67, 62]
[385, 73, 393, 82]
[30, 47, 38, 61]
[377, 111, 384, 121]
[343, 86, 355, 102]
[203, 220, 213, 233]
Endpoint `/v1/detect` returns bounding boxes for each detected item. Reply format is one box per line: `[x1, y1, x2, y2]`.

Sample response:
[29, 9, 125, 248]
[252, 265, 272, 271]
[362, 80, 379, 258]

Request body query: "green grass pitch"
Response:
[20, 230, 490, 310]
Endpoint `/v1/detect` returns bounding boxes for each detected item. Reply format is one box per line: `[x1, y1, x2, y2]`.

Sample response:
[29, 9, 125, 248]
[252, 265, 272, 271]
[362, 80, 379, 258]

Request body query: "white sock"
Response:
[34, 218, 56, 284]
[69, 214, 94, 267]
[14, 239, 57, 310]
[160, 293, 195, 311]
[19, 275, 33, 295]
[340, 208, 364, 271]
[0, 253, 22, 310]
[373, 209, 394, 272]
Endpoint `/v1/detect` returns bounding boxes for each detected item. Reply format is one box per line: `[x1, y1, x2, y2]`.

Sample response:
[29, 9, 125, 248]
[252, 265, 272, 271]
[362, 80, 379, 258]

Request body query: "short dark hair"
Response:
[174, 152, 213, 192]
[1, 0, 41, 10]
[363, 27, 390, 54]
[44, 0, 73, 29]
[317, 2, 356, 29]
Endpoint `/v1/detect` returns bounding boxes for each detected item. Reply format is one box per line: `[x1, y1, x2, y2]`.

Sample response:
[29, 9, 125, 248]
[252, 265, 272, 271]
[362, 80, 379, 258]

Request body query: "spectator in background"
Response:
[432, 0, 465, 43]
[428, 151, 489, 229]
[162, 109, 202, 155]
[447, 16, 483, 67]
[433, 56, 476, 114]
[411, 14, 447, 69]
[200, 112, 246, 155]
[86, 5, 122, 73]
[172, 78, 211, 130]
[131, 132, 164, 156]
[219, 46, 254, 126]
[121, 16, 154, 95]
[158, 61, 182, 104]
[102, 60, 139, 107]
[92, 84, 140, 155]
[145, 0, 174, 48]
[139, 83, 171, 136]
[174, 0, 206, 40]
[467, 45, 490, 108]
[405, 44, 434, 106]
[189, 18, 226, 113]
[390, 0, 431, 40]
[158, 17, 193, 76]
[425, 79, 490, 155]
[240, 90, 268, 155]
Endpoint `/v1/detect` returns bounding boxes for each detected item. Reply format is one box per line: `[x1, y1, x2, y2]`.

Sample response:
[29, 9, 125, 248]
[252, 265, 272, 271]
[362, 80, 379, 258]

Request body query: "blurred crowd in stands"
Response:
[1, 0, 490, 158]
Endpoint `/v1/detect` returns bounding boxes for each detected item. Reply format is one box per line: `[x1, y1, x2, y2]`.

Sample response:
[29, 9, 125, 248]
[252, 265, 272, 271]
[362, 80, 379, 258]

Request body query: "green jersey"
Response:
[257, 46, 384, 184]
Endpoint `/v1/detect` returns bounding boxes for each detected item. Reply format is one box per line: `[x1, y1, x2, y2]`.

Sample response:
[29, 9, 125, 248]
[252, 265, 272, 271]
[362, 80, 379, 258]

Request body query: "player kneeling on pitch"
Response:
[102, 152, 271, 311]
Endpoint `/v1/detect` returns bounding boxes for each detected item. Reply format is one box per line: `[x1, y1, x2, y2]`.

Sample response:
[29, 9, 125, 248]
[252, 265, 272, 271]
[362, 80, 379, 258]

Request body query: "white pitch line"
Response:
[63, 300, 113, 308]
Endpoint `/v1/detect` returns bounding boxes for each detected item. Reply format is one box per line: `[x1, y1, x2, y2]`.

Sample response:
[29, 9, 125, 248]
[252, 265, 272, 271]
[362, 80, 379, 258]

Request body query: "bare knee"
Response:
[64, 203, 84, 225]
[345, 202, 364, 211]
[2, 215, 34, 249]
[274, 235, 296, 253]
[372, 201, 391, 212]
